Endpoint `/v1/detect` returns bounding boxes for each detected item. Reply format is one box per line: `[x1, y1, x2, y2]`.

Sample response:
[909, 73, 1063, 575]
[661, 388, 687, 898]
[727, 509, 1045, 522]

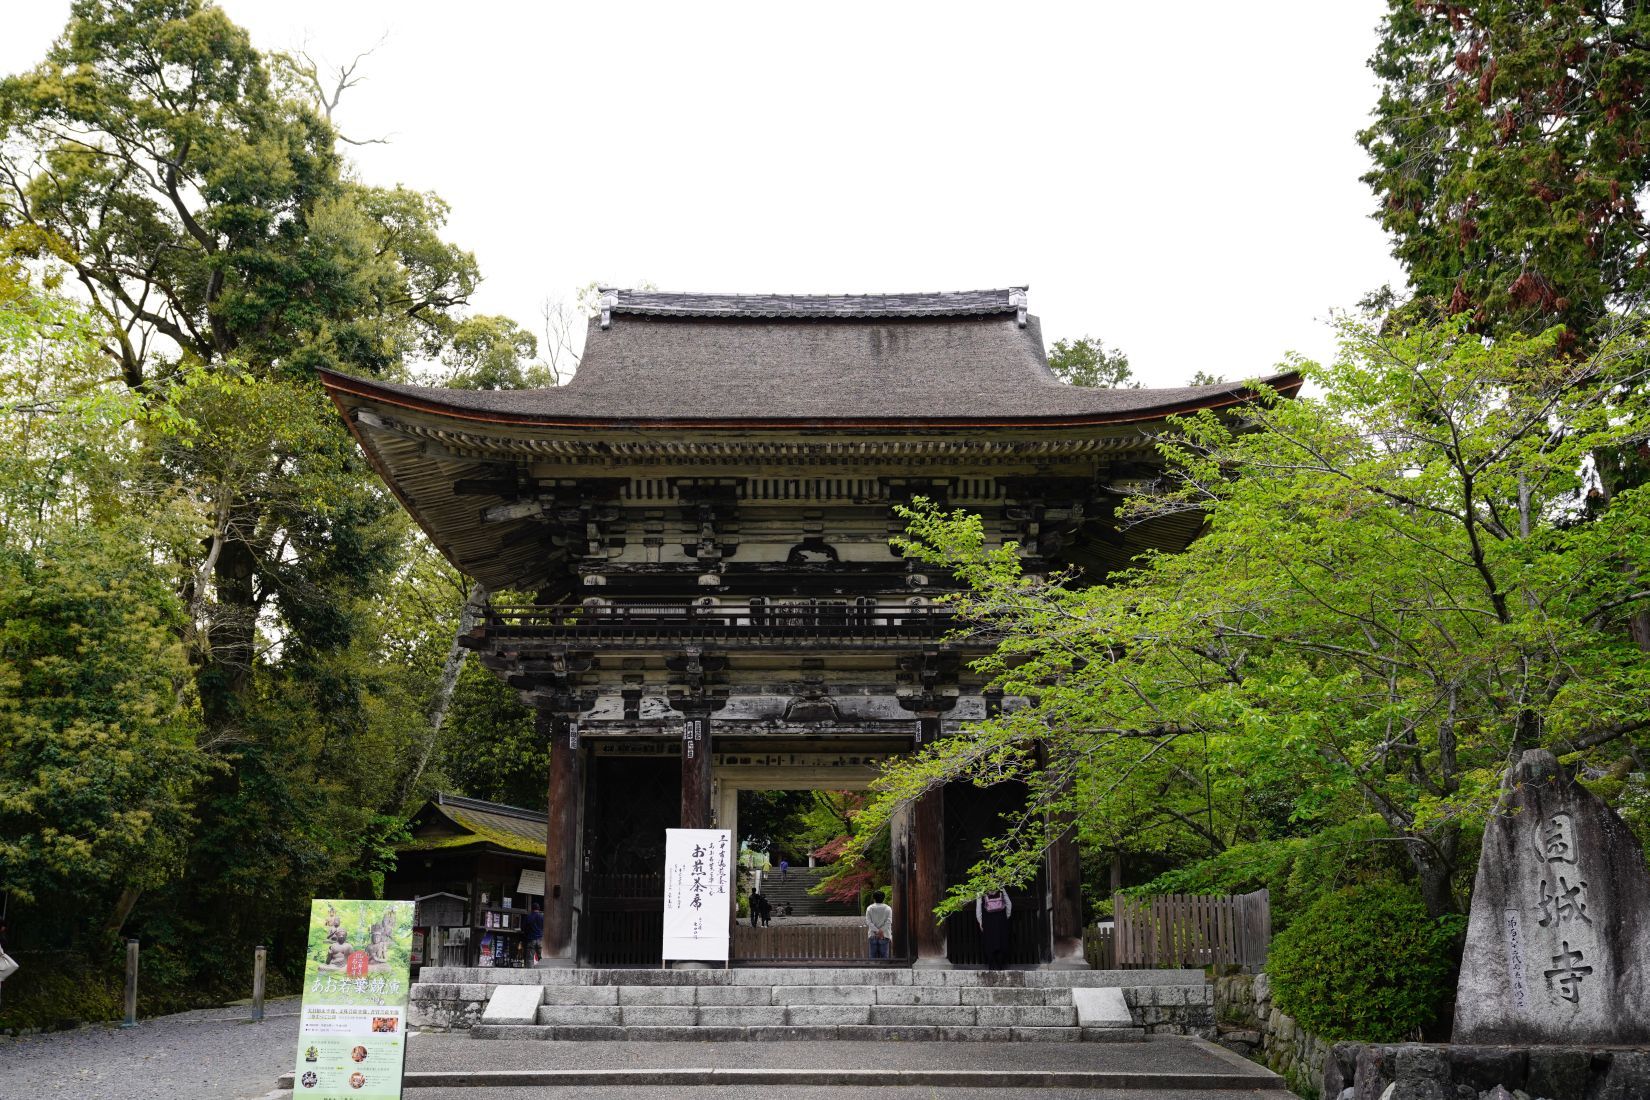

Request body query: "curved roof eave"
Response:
[317, 368, 1305, 433]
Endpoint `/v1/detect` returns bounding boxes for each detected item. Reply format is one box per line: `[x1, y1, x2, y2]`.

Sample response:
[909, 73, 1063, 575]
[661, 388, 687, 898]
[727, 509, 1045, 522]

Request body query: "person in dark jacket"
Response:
[523, 903, 544, 963]
[976, 889, 1013, 970]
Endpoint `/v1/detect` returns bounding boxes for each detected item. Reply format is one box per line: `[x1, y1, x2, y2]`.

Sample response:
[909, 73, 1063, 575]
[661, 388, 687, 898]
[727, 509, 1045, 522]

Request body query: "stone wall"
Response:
[1120, 982, 1215, 1036]
[1216, 972, 1332, 1098]
[1323, 1042, 1650, 1100]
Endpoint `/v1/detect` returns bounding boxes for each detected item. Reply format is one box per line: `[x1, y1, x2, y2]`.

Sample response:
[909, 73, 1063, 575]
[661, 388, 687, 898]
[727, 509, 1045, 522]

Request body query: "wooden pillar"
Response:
[1047, 815, 1088, 968]
[540, 709, 581, 967]
[889, 799, 913, 961]
[681, 711, 713, 829]
[911, 716, 949, 967]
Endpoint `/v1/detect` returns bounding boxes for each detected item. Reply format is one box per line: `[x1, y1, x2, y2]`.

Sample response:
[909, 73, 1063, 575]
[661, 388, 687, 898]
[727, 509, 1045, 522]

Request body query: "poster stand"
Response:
[660, 828, 734, 968]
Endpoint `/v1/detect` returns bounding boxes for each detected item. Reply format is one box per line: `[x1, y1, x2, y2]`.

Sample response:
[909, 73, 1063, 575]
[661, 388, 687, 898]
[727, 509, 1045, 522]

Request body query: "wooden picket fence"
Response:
[731, 922, 871, 962]
[1090, 889, 1271, 972]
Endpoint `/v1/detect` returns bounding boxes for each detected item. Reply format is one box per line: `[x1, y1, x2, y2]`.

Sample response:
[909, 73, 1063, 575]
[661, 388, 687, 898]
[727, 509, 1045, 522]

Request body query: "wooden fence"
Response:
[731, 923, 871, 962]
[1087, 889, 1271, 972]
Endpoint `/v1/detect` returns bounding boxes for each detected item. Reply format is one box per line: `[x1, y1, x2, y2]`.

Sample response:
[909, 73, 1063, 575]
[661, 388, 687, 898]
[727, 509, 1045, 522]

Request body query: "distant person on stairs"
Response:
[976, 889, 1013, 970]
[865, 891, 893, 959]
[778, 858, 789, 878]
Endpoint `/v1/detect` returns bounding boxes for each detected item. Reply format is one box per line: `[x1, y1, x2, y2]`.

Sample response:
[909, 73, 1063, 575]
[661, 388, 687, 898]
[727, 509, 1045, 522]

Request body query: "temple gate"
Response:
[323, 287, 1299, 968]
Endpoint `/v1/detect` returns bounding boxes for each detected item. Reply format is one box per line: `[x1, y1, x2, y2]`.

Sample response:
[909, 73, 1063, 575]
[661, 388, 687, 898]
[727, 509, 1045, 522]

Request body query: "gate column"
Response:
[680, 708, 714, 829]
[1046, 813, 1088, 968]
[538, 706, 582, 968]
[910, 716, 950, 968]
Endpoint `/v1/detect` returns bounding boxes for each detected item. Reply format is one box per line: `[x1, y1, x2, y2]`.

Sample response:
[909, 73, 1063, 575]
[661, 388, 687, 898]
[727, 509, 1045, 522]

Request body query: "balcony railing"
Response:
[476, 598, 961, 643]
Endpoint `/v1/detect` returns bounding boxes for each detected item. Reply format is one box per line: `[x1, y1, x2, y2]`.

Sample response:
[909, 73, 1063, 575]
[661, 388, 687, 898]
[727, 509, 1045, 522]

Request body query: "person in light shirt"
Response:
[864, 890, 893, 959]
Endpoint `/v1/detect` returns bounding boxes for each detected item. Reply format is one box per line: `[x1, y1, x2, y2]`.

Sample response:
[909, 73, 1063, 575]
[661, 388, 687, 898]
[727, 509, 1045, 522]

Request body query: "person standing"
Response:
[778, 858, 789, 879]
[864, 891, 893, 960]
[976, 888, 1013, 970]
[523, 902, 544, 964]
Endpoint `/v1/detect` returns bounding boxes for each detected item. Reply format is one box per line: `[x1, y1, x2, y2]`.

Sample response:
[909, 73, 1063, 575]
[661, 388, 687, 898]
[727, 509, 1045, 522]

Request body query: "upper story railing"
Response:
[476, 597, 967, 645]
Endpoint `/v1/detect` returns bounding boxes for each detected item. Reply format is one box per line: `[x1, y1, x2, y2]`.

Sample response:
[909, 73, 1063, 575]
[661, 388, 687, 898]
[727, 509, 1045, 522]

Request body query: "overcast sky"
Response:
[3, 1, 1406, 388]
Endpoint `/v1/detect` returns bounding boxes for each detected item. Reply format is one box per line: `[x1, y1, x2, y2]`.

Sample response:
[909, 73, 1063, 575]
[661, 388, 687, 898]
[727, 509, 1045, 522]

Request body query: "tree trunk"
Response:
[105, 886, 142, 936]
[396, 580, 488, 806]
[1410, 822, 1461, 918]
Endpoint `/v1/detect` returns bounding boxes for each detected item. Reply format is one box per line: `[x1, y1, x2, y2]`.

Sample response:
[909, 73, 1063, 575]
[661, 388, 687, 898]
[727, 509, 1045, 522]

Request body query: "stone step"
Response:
[534, 983, 1075, 1007]
[533, 1003, 1081, 1028]
[413, 967, 1213, 1035]
[417, 965, 1207, 987]
[474, 1022, 1147, 1043]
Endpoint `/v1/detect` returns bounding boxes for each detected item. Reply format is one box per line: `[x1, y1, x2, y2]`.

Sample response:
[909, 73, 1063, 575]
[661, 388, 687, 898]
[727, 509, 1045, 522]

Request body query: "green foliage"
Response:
[440, 315, 550, 390]
[0, 526, 205, 909]
[1132, 817, 1416, 933]
[0, 0, 478, 385]
[861, 315, 1650, 923]
[1046, 335, 1135, 388]
[738, 789, 813, 854]
[0, 0, 522, 1030]
[1268, 883, 1464, 1042]
[1361, 1, 1650, 340]
[435, 657, 545, 807]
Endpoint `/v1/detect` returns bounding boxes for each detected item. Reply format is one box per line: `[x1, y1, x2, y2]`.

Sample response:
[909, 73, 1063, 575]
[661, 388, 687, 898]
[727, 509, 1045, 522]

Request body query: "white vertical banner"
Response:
[661, 828, 733, 962]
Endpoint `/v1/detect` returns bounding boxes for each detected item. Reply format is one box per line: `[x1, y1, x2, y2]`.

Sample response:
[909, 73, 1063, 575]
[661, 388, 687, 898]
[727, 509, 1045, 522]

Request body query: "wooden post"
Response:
[251, 945, 267, 1022]
[121, 938, 139, 1028]
[680, 712, 713, 830]
[889, 799, 913, 961]
[1047, 814, 1088, 968]
[911, 726, 948, 967]
[541, 709, 582, 967]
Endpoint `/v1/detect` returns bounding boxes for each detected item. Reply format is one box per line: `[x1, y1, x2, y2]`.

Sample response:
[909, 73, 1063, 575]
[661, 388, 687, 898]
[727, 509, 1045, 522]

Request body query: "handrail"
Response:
[481, 599, 957, 632]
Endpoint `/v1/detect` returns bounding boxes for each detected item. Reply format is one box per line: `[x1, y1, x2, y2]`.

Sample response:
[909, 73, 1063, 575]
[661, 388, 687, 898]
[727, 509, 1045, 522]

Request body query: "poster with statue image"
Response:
[292, 899, 413, 1099]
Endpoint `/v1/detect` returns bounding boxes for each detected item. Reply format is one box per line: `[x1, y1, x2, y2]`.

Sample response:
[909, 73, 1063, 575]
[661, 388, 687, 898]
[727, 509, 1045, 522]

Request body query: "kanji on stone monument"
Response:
[1454, 749, 1650, 1044]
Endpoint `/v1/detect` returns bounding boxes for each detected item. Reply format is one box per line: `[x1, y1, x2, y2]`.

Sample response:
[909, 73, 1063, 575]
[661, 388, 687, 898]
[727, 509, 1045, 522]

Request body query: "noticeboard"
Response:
[661, 828, 733, 962]
[292, 899, 414, 1099]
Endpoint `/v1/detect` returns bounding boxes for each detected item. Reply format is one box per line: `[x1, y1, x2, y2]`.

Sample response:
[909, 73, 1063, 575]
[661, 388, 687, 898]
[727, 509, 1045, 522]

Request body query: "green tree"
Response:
[1361, 1, 1650, 340]
[1046, 336, 1135, 388]
[439, 314, 549, 390]
[0, 2, 506, 1019]
[862, 317, 1650, 920]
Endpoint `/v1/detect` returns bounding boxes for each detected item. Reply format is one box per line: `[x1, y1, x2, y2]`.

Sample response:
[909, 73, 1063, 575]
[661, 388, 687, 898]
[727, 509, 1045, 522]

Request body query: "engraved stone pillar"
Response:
[1454, 749, 1650, 1044]
[539, 709, 582, 968]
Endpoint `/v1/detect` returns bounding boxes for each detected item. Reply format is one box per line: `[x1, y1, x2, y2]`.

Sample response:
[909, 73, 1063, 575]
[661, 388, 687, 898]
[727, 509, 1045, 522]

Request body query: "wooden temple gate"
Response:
[323, 286, 1302, 971]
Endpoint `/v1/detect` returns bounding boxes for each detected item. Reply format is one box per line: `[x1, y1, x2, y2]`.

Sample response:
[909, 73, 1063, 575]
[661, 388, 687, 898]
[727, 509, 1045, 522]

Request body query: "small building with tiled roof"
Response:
[389, 793, 547, 970]
[327, 287, 1298, 969]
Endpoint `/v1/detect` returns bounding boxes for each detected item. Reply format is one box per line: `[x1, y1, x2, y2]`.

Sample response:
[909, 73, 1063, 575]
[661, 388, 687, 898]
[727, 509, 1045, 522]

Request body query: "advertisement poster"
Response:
[292, 899, 414, 1098]
[661, 828, 732, 962]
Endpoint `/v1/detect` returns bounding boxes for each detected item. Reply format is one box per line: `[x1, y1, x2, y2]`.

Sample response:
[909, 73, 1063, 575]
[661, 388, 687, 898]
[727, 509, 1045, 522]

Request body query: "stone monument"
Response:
[1453, 748, 1650, 1044]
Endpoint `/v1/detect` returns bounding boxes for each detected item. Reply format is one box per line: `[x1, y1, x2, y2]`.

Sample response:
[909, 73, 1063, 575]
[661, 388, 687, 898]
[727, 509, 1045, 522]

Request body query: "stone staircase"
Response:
[755, 866, 857, 917]
[413, 966, 1215, 1042]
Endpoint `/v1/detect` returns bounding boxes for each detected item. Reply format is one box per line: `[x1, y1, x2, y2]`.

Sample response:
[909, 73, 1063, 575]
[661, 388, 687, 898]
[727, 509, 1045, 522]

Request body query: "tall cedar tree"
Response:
[1361, 1, 1650, 340]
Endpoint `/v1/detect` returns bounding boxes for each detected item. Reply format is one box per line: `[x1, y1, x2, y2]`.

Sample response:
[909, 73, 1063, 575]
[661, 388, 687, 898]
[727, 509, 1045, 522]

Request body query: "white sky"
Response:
[2, 1, 1406, 388]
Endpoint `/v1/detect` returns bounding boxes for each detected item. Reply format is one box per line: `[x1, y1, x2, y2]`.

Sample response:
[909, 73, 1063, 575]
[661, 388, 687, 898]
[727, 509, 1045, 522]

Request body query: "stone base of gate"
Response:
[409, 966, 1213, 1040]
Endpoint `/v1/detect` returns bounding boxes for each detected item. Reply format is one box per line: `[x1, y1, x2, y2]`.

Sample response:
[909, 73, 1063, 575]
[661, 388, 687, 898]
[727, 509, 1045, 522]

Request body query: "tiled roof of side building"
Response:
[401, 793, 546, 857]
[320, 291, 1302, 426]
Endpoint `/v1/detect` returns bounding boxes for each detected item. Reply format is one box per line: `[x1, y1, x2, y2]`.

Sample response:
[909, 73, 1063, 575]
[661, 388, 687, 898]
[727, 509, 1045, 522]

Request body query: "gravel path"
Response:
[0, 997, 301, 1100]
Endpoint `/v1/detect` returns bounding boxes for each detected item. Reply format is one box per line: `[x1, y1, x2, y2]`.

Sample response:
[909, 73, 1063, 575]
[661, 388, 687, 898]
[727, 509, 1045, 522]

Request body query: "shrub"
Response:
[1266, 882, 1462, 1042]
[1130, 816, 1407, 932]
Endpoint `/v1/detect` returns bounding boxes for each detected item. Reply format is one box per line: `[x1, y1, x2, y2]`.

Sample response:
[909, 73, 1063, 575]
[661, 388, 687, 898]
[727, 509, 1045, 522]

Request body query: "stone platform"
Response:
[410, 966, 1212, 1042]
[276, 1035, 1291, 1094]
